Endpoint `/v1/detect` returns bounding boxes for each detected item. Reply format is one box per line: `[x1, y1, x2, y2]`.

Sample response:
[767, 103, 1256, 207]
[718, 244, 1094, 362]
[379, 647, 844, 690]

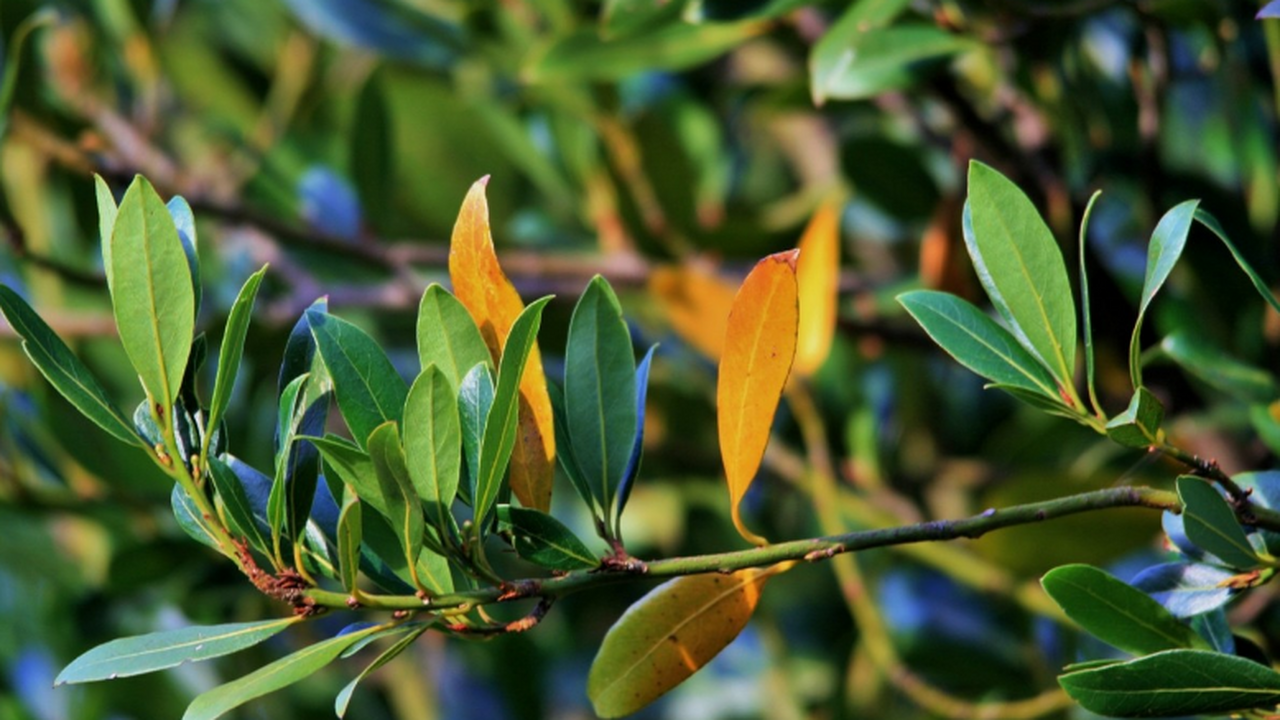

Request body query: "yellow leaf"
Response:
[717, 250, 800, 546]
[447, 177, 555, 511]
[587, 568, 773, 718]
[793, 203, 840, 377]
[649, 262, 737, 359]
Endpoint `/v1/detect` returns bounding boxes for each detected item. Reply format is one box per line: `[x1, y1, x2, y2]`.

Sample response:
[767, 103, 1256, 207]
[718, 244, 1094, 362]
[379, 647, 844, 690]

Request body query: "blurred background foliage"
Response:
[2, 1, 1280, 719]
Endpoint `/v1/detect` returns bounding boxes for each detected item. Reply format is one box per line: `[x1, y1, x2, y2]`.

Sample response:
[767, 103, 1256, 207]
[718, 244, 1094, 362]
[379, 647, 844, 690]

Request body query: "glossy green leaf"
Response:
[109, 176, 195, 408]
[94, 175, 118, 287]
[416, 284, 491, 391]
[359, 508, 453, 595]
[529, 22, 762, 82]
[337, 488, 362, 593]
[1059, 649, 1280, 717]
[313, 435, 385, 510]
[898, 290, 1059, 399]
[279, 298, 327, 395]
[1194, 208, 1280, 316]
[474, 297, 552, 526]
[172, 485, 221, 551]
[204, 267, 267, 458]
[548, 380, 598, 516]
[1160, 331, 1277, 403]
[965, 162, 1077, 390]
[307, 309, 408, 449]
[208, 455, 269, 554]
[166, 195, 202, 316]
[404, 365, 462, 543]
[1041, 564, 1202, 655]
[565, 277, 637, 522]
[182, 624, 380, 720]
[457, 363, 494, 507]
[497, 505, 598, 571]
[1105, 388, 1164, 449]
[269, 374, 309, 545]
[0, 286, 143, 446]
[1177, 476, 1260, 569]
[811, 14, 973, 104]
[335, 624, 431, 717]
[367, 422, 426, 589]
[56, 617, 299, 684]
[1130, 201, 1198, 388]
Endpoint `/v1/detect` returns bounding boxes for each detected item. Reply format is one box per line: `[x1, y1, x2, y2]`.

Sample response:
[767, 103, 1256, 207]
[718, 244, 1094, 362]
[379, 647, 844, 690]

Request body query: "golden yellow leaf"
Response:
[793, 203, 840, 377]
[649, 262, 737, 359]
[717, 250, 800, 546]
[447, 177, 554, 511]
[587, 568, 774, 718]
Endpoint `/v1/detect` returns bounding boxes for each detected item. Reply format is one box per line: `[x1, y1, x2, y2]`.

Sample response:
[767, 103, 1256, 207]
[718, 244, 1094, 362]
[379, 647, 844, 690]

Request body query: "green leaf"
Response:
[182, 624, 379, 720]
[1058, 649, 1280, 717]
[208, 455, 269, 554]
[600, 0, 684, 38]
[811, 18, 974, 104]
[1194, 208, 1280, 316]
[0, 286, 143, 446]
[497, 505, 599, 571]
[56, 617, 299, 685]
[404, 365, 462, 544]
[166, 195, 202, 316]
[313, 435, 384, 509]
[1041, 564, 1203, 656]
[474, 297, 552, 526]
[1159, 331, 1277, 403]
[367, 421, 426, 590]
[457, 363, 494, 507]
[337, 488, 362, 594]
[307, 310, 408, 449]
[335, 624, 431, 717]
[109, 175, 196, 408]
[565, 277, 637, 520]
[964, 163, 1077, 392]
[987, 384, 1088, 423]
[94, 175, 118, 288]
[898, 290, 1060, 399]
[1078, 190, 1104, 418]
[1105, 388, 1164, 449]
[1177, 476, 1260, 570]
[416, 284, 491, 391]
[172, 485, 221, 551]
[204, 267, 267, 459]
[529, 22, 762, 82]
[548, 380, 598, 516]
[1130, 201, 1198, 388]
[269, 374, 310, 545]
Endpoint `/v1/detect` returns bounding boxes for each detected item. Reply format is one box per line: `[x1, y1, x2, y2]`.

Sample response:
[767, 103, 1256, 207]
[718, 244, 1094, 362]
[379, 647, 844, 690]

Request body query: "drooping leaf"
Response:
[0, 286, 143, 446]
[1160, 331, 1277, 403]
[964, 162, 1077, 391]
[448, 177, 555, 511]
[416, 284, 491, 391]
[404, 365, 463, 545]
[1041, 564, 1203, 655]
[565, 276, 637, 528]
[56, 617, 299, 685]
[497, 505, 598, 571]
[1193, 208, 1280, 316]
[166, 195, 202, 316]
[204, 267, 267, 458]
[457, 363, 495, 507]
[1058, 649, 1280, 717]
[898, 290, 1060, 399]
[649, 262, 736, 359]
[793, 202, 840, 377]
[109, 176, 195, 408]
[336, 488, 362, 594]
[1176, 476, 1260, 570]
[182, 624, 380, 720]
[474, 297, 553, 527]
[307, 309, 407, 449]
[208, 455, 269, 554]
[1104, 388, 1164, 449]
[367, 422, 425, 588]
[1129, 201, 1198, 388]
[588, 568, 774, 718]
[335, 624, 431, 717]
[718, 251, 799, 546]
[1131, 562, 1236, 618]
[616, 345, 658, 523]
[530, 22, 764, 82]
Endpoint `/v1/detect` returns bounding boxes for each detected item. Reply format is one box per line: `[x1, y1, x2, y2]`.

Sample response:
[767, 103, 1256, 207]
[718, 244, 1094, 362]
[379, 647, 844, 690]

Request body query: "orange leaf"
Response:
[793, 203, 840, 377]
[717, 250, 799, 545]
[448, 177, 555, 511]
[649, 262, 737, 359]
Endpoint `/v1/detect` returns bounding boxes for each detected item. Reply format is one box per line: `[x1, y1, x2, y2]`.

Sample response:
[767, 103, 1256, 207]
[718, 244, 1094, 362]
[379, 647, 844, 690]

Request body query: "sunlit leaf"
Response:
[649, 262, 736, 359]
[172, 484, 221, 551]
[404, 365, 462, 543]
[367, 421, 426, 589]
[448, 177, 555, 511]
[56, 617, 299, 685]
[205, 267, 267, 458]
[1104, 388, 1164, 449]
[94, 175, 118, 287]
[588, 568, 774, 718]
[1131, 562, 1235, 618]
[1058, 649, 1280, 717]
[208, 455, 269, 554]
[1129, 201, 1197, 388]
[457, 363, 495, 507]
[793, 202, 840, 377]
[307, 310, 407, 449]
[718, 251, 799, 545]
[336, 487, 362, 594]
[335, 624, 431, 717]
[1041, 564, 1203, 656]
[416, 284, 491, 391]
[166, 195, 202, 316]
